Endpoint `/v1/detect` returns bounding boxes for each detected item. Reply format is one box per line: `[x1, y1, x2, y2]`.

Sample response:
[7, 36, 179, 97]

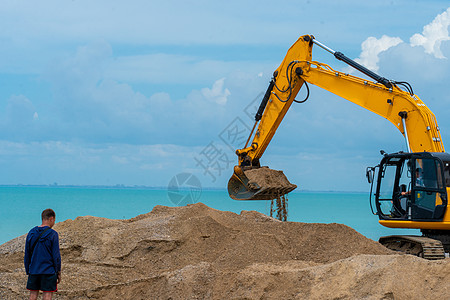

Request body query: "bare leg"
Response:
[43, 292, 53, 300]
[29, 290, 39, 300]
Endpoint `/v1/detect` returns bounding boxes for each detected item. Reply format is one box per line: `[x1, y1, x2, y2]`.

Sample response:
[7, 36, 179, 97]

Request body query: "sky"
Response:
[1, 1, 450, 192]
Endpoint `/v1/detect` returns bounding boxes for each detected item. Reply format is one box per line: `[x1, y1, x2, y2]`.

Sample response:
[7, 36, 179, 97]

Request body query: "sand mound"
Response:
[1, 203, 449, 299]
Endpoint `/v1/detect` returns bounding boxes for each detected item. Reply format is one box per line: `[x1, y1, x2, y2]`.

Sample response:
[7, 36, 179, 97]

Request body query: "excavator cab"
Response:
[368, 152, 449, 222]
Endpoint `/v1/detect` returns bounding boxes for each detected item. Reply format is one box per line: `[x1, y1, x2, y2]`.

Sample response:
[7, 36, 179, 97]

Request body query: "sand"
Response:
[1, 203, 449, 299]
[244, 167, 297, 189]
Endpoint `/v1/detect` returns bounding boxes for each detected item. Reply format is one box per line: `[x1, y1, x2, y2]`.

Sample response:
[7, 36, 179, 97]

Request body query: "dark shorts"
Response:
[26, 273, 58, 292]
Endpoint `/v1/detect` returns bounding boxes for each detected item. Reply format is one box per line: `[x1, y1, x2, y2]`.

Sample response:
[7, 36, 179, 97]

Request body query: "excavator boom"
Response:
[229, 35, 444, 201]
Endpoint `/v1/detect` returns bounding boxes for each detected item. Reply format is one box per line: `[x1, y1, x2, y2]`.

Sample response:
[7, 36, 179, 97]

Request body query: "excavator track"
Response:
[379, 235, 445, 260]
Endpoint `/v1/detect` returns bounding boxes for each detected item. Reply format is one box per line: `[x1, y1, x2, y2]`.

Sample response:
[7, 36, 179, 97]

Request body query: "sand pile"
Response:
[245, 167, 296, 189]
[1, 203, 449, 299]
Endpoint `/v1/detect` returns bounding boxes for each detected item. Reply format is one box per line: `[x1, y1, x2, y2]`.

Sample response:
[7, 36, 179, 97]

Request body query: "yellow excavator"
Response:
[228, 35, 450, 259]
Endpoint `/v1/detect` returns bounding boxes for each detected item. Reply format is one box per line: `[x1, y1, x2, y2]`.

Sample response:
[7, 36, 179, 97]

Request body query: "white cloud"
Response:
[46, 40, 112, 94]
[0, 95, 39, 140]
[5, 95, 37, 123]
[0, 140, 204, 185]
[353, 35, 403, 72]
[350, 7, 450, 74]
[201, 78, 231, 105]
[106, 53, 274, 85]
[0, 1, 326, 47]
[34, 40, 251, 145]
[410, 7, 450, 58]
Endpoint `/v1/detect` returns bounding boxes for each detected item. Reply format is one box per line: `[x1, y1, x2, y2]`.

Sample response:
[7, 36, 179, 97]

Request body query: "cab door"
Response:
[411, 158, 447, 220]
[374, 156, 406, 218]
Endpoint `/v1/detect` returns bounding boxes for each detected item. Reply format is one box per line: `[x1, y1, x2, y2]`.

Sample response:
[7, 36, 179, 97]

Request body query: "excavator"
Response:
[228, 35, 450, 259]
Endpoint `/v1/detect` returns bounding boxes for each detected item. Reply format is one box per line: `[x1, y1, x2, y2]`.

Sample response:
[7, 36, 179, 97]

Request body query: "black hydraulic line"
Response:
[293, 81, 309, 103]
[393, 81, 414, 95]
[333, 51, 393, 89]
[255, 79, 275, 121]
[312, 39, 393, 89]
[272, 61, 300, 103]
[244, 121, 258, 148]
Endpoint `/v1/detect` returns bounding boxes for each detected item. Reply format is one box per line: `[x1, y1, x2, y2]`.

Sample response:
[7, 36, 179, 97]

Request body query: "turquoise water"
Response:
[0, 186, 420, 245]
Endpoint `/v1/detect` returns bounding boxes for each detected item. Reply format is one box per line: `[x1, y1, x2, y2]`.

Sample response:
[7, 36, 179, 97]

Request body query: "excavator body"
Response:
[228, 34, 450, 258]
[367, 151, 450, 257]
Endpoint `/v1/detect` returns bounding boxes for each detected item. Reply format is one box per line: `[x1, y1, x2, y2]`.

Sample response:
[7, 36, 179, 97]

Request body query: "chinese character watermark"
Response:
[219, 117, 251, 151]
[194, 141, 234, 182]
[167, 173, 202, 206]
[167, 91, 265, 202]
[192, 92, 264, 184]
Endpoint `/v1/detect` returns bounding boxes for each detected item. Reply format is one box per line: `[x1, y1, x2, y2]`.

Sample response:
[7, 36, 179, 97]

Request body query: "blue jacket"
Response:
[24, 226, 61, 275]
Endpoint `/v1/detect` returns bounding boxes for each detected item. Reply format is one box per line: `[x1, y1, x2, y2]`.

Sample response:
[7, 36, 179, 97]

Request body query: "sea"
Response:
[0, 186, 420, 245]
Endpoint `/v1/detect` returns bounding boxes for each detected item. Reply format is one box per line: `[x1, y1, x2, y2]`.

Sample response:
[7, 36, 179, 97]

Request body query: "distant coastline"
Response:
[0, 184, 368, 193]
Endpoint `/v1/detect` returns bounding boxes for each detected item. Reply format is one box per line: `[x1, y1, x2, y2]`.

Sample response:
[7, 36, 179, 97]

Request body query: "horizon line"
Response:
[0, 184, 368, 194]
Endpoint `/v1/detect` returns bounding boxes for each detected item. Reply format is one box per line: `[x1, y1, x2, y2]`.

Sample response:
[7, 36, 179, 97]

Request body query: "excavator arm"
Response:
[300, 60, 444, 153]
[229, 34, 444, 201]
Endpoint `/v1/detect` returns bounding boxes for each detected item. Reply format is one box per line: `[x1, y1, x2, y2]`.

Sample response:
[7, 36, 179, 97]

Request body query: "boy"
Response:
[24, 209, 61, 300]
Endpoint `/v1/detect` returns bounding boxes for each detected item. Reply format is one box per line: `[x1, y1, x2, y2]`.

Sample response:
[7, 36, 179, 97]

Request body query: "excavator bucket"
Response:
[228, 166, 297, 200]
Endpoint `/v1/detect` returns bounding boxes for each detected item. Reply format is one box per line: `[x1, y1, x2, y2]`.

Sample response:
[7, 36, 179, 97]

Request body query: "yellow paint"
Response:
[237, 34, 450, 231]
